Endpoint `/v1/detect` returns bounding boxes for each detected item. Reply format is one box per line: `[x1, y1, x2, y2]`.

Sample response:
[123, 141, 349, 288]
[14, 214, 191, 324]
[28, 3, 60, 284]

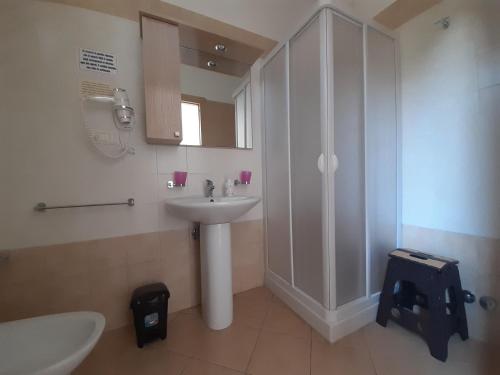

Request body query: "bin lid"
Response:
[131, 282, 170, 304]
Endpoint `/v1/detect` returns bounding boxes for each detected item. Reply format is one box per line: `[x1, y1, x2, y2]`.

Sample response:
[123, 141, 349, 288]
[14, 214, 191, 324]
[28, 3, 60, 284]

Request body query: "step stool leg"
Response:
[451, 268, 469, 340]
[376, 262, 399, 327]
[427, 289, 449, 362]
[457, 307, 469, 341]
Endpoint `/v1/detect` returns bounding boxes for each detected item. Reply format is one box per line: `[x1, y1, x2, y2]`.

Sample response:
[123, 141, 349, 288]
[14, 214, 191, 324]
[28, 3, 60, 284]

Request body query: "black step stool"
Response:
[376, 249, 468, 362]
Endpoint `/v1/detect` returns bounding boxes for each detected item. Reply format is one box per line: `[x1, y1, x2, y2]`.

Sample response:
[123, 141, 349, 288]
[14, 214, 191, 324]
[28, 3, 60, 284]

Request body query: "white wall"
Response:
[0, 0, 264, 250]
[400, 0, 500, 239]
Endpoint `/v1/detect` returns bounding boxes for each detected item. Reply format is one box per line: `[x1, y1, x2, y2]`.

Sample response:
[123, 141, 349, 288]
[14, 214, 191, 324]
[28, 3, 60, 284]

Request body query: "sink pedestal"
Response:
[200, 223, 233, 330]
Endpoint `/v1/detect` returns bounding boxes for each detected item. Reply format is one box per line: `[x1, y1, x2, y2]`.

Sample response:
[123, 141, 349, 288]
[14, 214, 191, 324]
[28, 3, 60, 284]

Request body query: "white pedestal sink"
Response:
[165, 196, 260, 330]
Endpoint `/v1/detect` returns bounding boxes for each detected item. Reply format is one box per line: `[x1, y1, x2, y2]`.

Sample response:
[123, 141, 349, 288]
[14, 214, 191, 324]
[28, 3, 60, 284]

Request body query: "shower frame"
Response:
[260, 5, 402, 342]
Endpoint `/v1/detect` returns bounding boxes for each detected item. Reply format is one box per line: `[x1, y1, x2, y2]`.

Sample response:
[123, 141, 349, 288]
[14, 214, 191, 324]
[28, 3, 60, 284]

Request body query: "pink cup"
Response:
[240, 170, 252, 184]
[174, 171, 187, 187]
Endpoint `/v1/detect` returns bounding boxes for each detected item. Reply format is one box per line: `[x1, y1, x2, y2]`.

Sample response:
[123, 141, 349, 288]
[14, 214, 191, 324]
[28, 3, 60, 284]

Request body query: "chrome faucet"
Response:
[206, 179, 215, 198]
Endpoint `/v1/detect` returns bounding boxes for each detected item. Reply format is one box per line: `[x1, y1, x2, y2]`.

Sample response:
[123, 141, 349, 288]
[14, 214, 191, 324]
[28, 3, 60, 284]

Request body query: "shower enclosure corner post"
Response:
[323, 8, 336, 311]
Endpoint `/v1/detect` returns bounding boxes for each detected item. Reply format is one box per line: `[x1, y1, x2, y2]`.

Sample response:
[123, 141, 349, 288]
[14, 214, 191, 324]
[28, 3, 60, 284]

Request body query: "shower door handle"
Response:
[331, 154, 339, 173]
[317, 153, 325, 174]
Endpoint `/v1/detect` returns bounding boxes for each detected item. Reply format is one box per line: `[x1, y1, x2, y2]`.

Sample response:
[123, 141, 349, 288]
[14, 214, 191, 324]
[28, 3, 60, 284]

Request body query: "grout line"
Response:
[176, 352, 193, 375]
[244, 296, 273, 373]
[361, 327, 379, 375]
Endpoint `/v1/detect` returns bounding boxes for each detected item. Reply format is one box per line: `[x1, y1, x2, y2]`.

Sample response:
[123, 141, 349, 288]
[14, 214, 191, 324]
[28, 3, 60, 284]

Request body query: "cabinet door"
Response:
[142, 17, 182, 144]
[263, 47, 292, 283]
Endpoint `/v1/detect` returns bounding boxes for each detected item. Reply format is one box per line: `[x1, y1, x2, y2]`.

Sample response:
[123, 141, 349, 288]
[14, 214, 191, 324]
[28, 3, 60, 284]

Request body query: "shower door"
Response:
[366, 27, 398, 294]
[262, 7, 399, 314]
[328, 11, 366, 307]
[262, 46, 292, 283]
[289, 13, 328, 306]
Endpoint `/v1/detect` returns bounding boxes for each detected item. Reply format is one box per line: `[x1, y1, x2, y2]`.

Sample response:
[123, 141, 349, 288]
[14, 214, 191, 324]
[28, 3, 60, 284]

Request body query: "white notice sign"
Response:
[80, 49, 117, 74]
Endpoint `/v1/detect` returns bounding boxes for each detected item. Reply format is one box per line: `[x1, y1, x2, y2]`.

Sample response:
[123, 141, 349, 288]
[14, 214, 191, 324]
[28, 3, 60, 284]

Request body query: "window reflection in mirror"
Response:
[180, 64, 252, 149]
[180, 101, 202, 146]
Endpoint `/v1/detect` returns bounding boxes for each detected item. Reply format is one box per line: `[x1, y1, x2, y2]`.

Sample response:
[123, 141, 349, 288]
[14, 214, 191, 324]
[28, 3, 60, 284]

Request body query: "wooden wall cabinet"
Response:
[142, 16, 182, 144]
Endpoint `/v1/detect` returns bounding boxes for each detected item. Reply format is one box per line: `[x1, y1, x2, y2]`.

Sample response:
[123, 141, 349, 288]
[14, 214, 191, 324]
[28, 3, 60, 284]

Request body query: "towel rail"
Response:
[34, 198, 135, 212]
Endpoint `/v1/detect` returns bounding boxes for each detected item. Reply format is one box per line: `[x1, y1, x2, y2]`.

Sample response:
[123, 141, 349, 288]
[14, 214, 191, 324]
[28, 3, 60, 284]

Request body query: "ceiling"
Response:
[351, 0, 396, 20]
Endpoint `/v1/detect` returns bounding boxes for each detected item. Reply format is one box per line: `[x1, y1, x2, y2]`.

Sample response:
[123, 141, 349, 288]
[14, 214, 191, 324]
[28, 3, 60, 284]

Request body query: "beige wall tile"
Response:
[0, 280, 53, 321]
[87, 237, 127, 272]
[0, 220, 264, 331]
[0, 246, 48, 284]
[127, 260, 166, 291]
[43, 242, 90, 279]
[160, 228, 201, 312]
[232, 220, 265, 294]
[126, 232, 162, 266]
[88, 266, 130, 330]
[45, 274, 91, 314]
[402, 224, 500, 341]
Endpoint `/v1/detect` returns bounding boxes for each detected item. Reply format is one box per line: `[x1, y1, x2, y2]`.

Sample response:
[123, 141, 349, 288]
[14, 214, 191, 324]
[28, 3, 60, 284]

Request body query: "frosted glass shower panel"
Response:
[331, 13, 366, 306]
[263, 47, 292, 282]
[366, 27, 398, 294]
[289, 16, 325, 304]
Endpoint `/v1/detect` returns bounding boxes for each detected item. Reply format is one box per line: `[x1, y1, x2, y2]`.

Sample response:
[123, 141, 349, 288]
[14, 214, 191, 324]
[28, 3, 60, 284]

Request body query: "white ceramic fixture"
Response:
[0, 312, 105, 375]
[165, 196, 260, 330]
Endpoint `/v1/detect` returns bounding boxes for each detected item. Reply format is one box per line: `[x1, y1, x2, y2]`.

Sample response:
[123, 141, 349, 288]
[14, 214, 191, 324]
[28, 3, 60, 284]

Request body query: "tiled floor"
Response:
[75, 287, 498, 375]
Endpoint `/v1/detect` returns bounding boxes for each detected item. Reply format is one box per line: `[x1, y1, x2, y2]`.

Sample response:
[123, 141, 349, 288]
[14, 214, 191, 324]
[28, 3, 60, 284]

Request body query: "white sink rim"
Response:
[165, 195, 260, 224]
[0, 311, 105, 375]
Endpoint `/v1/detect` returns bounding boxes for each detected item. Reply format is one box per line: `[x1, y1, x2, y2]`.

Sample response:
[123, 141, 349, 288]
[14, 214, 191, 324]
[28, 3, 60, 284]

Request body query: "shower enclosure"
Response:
[261, 6, 400, 341]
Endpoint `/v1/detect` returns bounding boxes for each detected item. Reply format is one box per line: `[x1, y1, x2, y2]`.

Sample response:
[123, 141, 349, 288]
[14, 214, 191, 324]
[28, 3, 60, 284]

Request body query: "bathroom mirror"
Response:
[180, 64, 252, 149]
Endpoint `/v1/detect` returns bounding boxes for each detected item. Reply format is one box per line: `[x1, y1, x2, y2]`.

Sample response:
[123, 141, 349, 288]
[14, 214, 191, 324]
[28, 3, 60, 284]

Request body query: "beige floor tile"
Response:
[113, 346, 189, 375]
[447, 333, 493, 366]
[247, 331, 310, 375]
[261, 296, 311, 339]
[233, 287, 273, 329]
[362, 321, 429, 359]
[365, 323, 494, 375]
[74, 287, 496, 375]
[76, 325, 189, 375]
[331, 327, 367, 349]
[74, 326, 136, 374]
[182, 358, 244, 375]
[165, 309, 208, 356]
[311, 330, 375, 375]
[371, 350, 487, 375]
[166, 311, 260, 371]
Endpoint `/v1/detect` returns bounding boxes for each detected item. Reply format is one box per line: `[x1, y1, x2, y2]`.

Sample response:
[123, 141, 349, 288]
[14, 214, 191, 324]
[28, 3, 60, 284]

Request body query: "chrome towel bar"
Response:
[34, 198, 135, 212]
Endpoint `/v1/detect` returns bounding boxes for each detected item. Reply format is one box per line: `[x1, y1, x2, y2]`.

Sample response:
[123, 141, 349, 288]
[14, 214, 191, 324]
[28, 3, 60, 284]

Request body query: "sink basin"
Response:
[165, 195, 260, 224]
[0, 312, 105, 375]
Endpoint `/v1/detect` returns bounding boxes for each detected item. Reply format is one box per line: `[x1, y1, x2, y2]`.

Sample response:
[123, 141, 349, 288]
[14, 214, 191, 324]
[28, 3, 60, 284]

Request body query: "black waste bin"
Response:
[130, 283, 170, 348]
